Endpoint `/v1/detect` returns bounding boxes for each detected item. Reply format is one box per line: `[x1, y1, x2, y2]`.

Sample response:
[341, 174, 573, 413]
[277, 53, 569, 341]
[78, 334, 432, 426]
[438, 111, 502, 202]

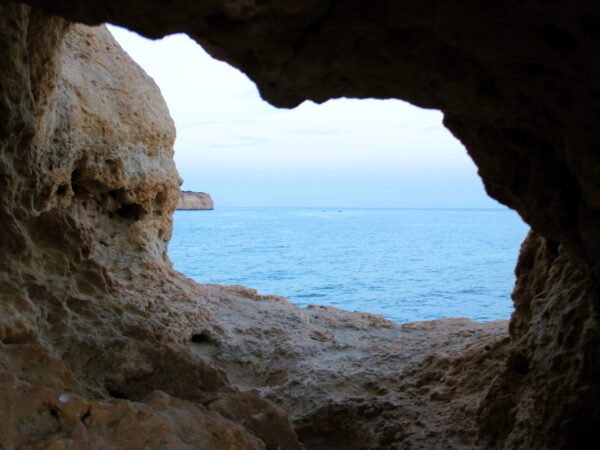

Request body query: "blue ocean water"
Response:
[169, 208, 529, 323]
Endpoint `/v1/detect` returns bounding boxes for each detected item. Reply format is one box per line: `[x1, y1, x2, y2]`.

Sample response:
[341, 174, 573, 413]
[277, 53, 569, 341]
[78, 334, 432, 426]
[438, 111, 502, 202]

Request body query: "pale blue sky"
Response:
[109, 26, 501, 208]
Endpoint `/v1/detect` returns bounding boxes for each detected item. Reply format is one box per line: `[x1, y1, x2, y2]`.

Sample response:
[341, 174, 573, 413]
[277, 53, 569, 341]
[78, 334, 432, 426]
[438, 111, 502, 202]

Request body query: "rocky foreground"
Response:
[0, 270, 510, 449]
[195, 285, 509, 449]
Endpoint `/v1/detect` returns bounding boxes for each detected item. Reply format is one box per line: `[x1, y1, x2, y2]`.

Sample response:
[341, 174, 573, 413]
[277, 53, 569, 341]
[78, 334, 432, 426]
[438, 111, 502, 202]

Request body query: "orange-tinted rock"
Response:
[209, 391, 304, 450]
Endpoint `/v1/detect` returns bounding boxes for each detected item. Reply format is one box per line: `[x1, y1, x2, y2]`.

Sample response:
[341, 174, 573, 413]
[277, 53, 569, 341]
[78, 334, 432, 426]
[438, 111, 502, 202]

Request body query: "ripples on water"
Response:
[169, 208, 529, 323]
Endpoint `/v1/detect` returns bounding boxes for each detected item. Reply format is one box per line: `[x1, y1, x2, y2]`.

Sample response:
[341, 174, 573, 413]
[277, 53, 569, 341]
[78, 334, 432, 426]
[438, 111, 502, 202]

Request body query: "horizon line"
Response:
[175, 205, 511, 211]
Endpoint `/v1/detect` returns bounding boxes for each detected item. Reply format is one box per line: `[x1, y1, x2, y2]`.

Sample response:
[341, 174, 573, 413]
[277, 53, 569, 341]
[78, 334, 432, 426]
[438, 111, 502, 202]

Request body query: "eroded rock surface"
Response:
[0, 4, 507, 449]
[1, 0, 599, 448]
[0, 5, 286, 448]
[0, 7, 516, 448]
[478, 232, 600, 449]
[196, 288, 510, 449]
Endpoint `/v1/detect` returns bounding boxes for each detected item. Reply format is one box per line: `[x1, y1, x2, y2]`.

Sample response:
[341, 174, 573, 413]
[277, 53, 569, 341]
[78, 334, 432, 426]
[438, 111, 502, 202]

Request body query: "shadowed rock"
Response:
[1, 0, 599, 448]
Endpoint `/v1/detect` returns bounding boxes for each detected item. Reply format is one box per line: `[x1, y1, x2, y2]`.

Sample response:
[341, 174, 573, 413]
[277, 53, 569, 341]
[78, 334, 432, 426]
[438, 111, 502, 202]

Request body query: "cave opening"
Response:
[1, 2, 598, 448]
[109, 25, 529, 324]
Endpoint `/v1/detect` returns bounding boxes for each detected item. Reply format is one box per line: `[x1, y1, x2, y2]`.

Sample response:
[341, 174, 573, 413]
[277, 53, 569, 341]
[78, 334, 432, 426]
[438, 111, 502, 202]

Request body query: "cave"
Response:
[0, 1, 599, 449]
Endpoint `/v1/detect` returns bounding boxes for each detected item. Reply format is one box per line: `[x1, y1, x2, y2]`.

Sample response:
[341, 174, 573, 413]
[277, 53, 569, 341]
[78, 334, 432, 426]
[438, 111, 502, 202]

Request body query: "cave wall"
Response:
[0, 1, 181, 358]
[0, 4, 305, 448]
[1, 0, 599, 448]
[479, 233, 600, 448]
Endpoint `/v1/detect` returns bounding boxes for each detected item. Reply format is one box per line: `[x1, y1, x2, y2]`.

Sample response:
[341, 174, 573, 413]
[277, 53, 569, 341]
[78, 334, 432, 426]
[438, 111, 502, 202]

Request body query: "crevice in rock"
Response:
[56, 183, 68, 197]
[70, 168, 85, 196]
[507, 352, 529, 375]
[191, 331, 215, 345]
[106, 387, 129, 400]
[80, 408, 92, 425]
[116, 203, 145, 221]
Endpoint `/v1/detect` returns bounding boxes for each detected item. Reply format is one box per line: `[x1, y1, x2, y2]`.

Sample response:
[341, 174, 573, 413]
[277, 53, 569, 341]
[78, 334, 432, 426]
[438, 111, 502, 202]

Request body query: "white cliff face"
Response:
[176, 191, 214, 210]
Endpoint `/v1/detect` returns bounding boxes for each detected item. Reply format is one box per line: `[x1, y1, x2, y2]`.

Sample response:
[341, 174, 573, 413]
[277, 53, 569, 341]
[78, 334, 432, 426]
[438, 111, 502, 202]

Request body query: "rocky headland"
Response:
[0, 1, 599, 449]
[176, 191, 214, 210]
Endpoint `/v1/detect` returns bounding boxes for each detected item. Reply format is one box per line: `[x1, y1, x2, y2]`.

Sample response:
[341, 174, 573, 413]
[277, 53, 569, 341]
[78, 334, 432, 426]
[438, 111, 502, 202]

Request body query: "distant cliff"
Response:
[176, 191, 214, 210]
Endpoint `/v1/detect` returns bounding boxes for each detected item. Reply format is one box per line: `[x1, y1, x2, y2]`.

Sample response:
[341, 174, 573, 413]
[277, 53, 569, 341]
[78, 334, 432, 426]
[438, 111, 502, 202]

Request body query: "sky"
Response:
[109, 25, 501, 209]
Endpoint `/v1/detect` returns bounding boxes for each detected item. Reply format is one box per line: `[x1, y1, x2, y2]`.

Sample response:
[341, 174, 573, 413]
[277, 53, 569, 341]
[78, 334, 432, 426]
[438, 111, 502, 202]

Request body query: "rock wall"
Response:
[1, 0, 599, 448]
[478, 233, 600, 449]
[176, 191, 214, 210]
[0, 5, 300, 449]
[0, 11, 511, 447]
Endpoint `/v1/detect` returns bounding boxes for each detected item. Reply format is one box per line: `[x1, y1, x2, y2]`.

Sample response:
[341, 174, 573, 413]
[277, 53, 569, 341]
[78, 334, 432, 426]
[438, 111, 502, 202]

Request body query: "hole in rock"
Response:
[106, 387, 129, 399]
[80, 408, 92, 425]
[80, 246, 91, 258]
[508, 353, 530, 375]
[70, 168, 84, 195]
[47, 405, 60, 420]
[116, 203, 145, 221]
[191, 332, 214, 344]
[56, 184, 68, 197]
[110, 27, 528, 324]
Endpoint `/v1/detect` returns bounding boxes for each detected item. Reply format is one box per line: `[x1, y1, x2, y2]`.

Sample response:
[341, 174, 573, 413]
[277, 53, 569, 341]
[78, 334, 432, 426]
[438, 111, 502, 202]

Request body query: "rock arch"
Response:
[1, 1, 599, 448]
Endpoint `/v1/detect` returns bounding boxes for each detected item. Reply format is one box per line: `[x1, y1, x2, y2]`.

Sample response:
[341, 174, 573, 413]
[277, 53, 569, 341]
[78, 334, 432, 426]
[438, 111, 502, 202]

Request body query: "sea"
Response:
[169, 208, 529, 323]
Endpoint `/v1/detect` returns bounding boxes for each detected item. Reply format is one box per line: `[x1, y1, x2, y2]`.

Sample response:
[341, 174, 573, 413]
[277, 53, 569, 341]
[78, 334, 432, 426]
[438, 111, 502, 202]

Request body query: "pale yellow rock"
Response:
[0, 6, 295, 449]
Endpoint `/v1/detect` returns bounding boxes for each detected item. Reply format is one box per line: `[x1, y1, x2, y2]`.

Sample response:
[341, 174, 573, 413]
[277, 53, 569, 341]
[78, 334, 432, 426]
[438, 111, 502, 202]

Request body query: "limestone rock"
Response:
[209, 391, 304, 450]
[0, 383, 266, 450]
[477, 232, 600, 449]
[198, 288, 510, 449]
[0, 5, 299, 448]
[176, 191, 214, 210]
[1, 0, 600, 448]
